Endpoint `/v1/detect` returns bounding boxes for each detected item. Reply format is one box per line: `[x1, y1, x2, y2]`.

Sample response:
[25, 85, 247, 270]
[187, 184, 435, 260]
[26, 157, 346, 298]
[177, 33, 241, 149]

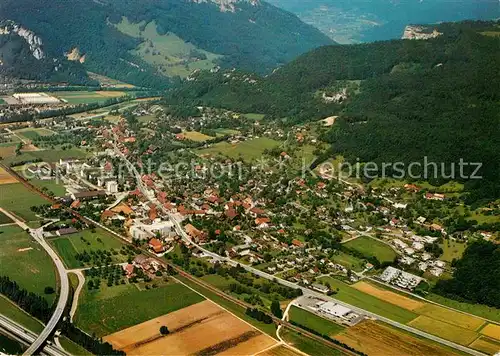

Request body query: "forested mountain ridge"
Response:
[0, 0, 333, 87]
[0, 20, 93, 85]
[167, 20, 500, 202]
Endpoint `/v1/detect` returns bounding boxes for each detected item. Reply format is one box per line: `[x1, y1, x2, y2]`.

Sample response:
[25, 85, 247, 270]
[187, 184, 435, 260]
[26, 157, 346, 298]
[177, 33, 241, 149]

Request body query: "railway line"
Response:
[1, 163, 360, 356]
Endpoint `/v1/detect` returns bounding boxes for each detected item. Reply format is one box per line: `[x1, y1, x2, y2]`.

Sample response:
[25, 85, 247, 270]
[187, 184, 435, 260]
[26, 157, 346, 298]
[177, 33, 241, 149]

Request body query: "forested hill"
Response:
[167, 21, 500, 202]
[0, 0, 333, 87]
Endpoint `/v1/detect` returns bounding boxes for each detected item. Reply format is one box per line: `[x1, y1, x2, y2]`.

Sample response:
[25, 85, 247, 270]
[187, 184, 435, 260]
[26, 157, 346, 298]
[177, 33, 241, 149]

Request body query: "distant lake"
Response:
[267, 0, 500, 43]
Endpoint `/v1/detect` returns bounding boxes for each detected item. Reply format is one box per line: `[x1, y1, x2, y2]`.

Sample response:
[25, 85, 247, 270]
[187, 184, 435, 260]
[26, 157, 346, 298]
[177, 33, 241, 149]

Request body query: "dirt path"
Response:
[69, 270, 85, 322]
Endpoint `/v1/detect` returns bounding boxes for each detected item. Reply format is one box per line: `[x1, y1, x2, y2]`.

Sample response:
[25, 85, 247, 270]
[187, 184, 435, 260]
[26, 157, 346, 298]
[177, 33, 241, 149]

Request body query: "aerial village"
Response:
[7, 100, 497, 302]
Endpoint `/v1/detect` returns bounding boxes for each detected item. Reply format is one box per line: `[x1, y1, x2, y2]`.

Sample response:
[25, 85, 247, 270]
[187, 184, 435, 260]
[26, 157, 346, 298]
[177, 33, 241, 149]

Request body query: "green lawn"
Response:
[330, 251, 365, 272]
[0, 210, 13, 224]
[3, 148, 87, 166]
[49, 229, 126, 269]
[29, 179, 67, 197]
[31, 148, 88, 163]
[427, 293, 500, 323]
[75, 281, 204, 337]
[289, 306, 344, 337]
[59, 336, 93, 355]
[243, 113, 265, 121]
[280, 329, 343, 355]
[0, 225, 57, 304]
[51, 238, 80, 269]
[439, 240, 466, 262]
[215, 128, 240, 136]
[14, 128, 54, 141]
[318, 276, 418, 324]
[0, 98, 6, 104]
[198, 137, 280, 162]
[343, 236, 397, 263]
[0, 295, 45, 333]
[0, 183, 49, 222]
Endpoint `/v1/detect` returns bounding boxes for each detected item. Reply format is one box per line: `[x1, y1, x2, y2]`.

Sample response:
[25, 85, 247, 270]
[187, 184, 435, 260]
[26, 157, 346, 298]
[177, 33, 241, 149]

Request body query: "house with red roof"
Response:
[149, 238, 165, 254]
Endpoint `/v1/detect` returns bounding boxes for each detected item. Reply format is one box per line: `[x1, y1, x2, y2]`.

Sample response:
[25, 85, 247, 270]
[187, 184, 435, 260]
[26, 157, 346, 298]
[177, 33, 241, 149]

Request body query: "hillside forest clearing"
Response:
[104, 299, 277, 355]
[114, 18, 221, 78]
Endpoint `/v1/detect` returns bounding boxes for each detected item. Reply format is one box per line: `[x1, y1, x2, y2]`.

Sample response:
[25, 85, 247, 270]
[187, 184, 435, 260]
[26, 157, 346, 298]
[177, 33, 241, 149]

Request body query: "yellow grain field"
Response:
[469, 336, 500, 355]
[481, 324, 500, 341]
[335, 320, 455, 356]
[352, 281, 425, 310]
[414, 304, 485, 331]
[408, 316, 479, 346]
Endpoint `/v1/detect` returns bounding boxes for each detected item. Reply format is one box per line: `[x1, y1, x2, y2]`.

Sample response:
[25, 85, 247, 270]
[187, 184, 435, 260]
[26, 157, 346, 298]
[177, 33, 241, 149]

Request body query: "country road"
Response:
[0, 315, 68, 356]
[68, 270, 85, 323]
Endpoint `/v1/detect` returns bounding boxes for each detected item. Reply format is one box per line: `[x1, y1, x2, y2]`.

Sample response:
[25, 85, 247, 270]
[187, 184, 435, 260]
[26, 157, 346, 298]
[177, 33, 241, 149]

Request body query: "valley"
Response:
[0, 4, 498, 356]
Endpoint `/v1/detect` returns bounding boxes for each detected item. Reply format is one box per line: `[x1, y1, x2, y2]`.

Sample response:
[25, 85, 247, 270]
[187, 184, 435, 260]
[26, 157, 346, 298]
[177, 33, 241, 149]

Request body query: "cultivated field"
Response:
[469, 336, 500, 355]
[408, 316, 478, 345]
[257, 345, 303, 356]
[427, 293, 500, 323]
[0, 183, 49, 221]
[480, 324, 500, 341]
[0, 225, 57, 303]
[352, 281, 425, 311]
[280, 329, 343, 355]
[75, 281, 204, 337]
[0, 144, 17, 159]
[199, 137, 281, 162]
[413, 304, 485, 331]
[0, 166, 17, 185]
[343, 236, 397, 263]
[351, 281, 488, 346]
[335, 320, 455, 356]
[105, 300, 277, 355]
[53, 91, 126, 104]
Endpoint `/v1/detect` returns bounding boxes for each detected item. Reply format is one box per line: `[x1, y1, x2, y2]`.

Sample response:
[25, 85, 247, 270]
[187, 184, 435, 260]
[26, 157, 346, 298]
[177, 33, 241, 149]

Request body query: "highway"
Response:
[114, 138, 486, 356]
[0, 207, 71, 356]
[23, 227, 70, 355]
[0, 315, 68, 356]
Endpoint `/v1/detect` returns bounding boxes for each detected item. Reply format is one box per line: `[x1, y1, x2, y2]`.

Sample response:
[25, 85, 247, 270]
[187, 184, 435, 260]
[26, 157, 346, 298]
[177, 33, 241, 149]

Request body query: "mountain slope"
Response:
[0, 0, 333, 87]
[167, 21, 500, 202]
[0, 20, 92, 85]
